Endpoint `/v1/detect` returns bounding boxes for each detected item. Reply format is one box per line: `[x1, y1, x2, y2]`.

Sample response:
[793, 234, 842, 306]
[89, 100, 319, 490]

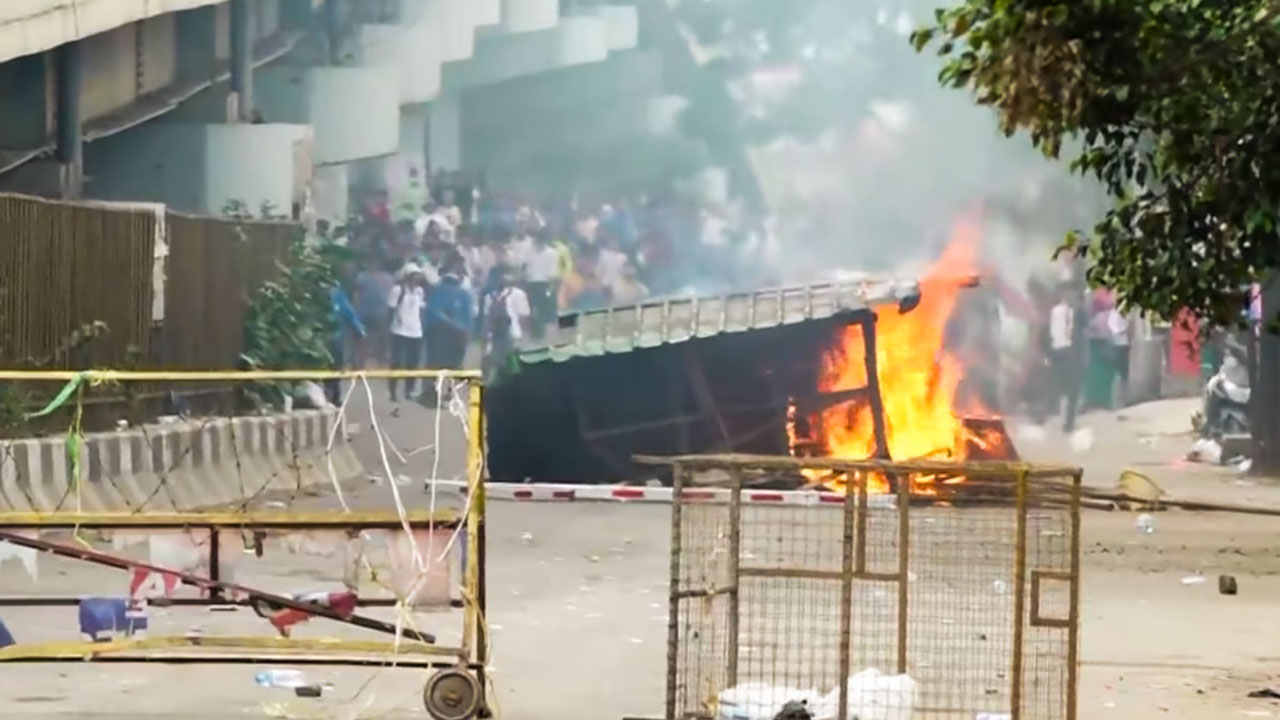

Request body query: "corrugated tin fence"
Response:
[0, 194, 294, 427]
[0, 194, 156, 369]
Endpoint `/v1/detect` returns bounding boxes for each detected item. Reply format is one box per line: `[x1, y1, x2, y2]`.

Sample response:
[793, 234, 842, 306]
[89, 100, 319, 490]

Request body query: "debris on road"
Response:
[1070, 427, 1095, 452]
[1247, 689, 1280, 700]
[1218, 575, 1239, 595]
[254, 669, 307, 689]
[1180, 575, 1207, 586]
[1135, 513, 1155, 535]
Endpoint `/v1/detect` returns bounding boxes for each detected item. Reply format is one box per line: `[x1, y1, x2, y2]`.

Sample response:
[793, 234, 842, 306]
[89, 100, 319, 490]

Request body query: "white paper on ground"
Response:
[0, 530, 38, 582]
[816, 668, 917, 720]
[717, 683, 821, 720]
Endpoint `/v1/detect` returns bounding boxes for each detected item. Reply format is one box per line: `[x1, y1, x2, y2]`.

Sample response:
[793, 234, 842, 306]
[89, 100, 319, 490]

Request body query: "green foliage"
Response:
[913, 0, 1280, 327]
[239, 229, 349, 407]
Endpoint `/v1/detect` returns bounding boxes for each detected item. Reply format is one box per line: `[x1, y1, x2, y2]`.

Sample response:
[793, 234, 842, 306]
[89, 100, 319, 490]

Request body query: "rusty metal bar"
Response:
[1067, 469, 1083, 720]
[859, 314, 890, 461]
[855, 472, 869, 574]
[738, 567, 844, 580]
[1010, 469, 1030, 720]
[836, 478, 856, 720]
[0, 511, 459, 530]
[671, 586, 735, 601]
[0, 529, 436, 644]
[726, 468, 742, 687]
[462, 381, 485, 661]
[895, 471, 910, 674]
[665, 463, 685, 720]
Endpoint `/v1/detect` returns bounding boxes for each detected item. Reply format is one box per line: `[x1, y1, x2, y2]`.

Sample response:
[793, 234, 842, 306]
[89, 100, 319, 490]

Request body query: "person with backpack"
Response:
[481, 265, 530, 380]
[386, 263, 427, 402]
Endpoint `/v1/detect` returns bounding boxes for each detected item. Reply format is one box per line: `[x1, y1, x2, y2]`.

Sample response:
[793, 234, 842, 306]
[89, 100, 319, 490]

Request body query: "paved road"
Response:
[2, 398, 1279, 719]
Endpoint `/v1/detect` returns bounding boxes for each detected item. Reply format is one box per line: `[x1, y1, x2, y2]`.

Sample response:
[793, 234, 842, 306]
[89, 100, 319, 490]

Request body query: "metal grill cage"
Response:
[659, 455, 1082, 720]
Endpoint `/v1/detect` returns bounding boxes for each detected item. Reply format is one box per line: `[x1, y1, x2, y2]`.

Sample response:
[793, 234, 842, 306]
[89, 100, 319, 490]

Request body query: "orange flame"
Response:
[802, 210, 989, 493]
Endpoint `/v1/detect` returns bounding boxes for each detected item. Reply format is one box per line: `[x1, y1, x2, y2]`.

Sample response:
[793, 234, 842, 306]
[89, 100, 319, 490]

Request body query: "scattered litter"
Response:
[1247, 689, 1280, 699]
[585, 554, 601, 563]
[628, 637, 644, 644]
[716, 669, 917, 720]
[1103, 701, 1116, 708]
[520, 531, 534, 546]
[1069, 427, 1095, 452]
[489, 624, 503, 631]
[115, 419, 129, 431]
[650, 602, 663, 609]
[1180, 575, 1207, 586]
[1187, 438, 1223, 465]
[255, 669, 307, 689]
[1137, 436, 1158, 448]
[1233, 458, 1254, 474]
[293, 685, 323, 698]
[717, 683, 820, 720]
[1136, 514, 1155, 535]
[1118, 470, 1165, 509]
[1219, 575, 1239, 595]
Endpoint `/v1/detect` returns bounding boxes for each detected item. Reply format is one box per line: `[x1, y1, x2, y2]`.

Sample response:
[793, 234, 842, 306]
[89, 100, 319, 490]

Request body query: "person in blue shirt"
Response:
[422, 263, 474, 379]
[327, 283, 366, 405]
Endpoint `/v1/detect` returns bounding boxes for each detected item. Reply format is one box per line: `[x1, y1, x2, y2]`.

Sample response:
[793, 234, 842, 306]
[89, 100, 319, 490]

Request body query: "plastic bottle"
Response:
[255, 669, 307, 688]
[1136, 513, 1154, 534]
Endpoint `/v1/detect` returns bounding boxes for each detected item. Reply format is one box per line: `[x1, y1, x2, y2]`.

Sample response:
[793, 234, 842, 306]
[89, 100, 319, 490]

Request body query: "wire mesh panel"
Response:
[662, 456, 1081, 720]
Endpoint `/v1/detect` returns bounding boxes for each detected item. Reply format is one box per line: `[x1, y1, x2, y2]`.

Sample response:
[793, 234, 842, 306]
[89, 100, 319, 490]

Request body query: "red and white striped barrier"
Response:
[450, 482, 896, 508]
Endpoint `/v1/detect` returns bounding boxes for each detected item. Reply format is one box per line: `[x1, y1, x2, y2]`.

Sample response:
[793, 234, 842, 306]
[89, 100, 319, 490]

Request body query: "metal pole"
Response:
[230, 0, 254, 122]
[1066, 469, 1083, 720]
[54, 40, 83, 199]
[462, 381, 484, 660]
[726, 468, 742, 687]
[1010, 470, 1029, 720]
[836, 478, 856, 720]
[665, 464, 685, 720]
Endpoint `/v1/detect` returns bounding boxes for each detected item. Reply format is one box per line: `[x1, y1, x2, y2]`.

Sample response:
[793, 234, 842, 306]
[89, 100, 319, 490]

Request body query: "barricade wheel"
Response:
[423, 668, 482, 720]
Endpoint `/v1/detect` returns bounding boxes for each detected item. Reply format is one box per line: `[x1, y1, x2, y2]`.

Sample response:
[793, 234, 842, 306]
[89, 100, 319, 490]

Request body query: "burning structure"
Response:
[486, 212, 1015, 488]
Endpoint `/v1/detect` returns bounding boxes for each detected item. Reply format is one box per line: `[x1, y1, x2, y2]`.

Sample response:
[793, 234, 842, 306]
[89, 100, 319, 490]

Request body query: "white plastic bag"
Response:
[718, 683, 821, 720]
[816, 668, 917, 720]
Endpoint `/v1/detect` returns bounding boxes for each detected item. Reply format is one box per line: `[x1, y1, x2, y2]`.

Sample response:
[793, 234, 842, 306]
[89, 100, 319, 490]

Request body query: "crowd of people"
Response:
[323, 172, 775, 396]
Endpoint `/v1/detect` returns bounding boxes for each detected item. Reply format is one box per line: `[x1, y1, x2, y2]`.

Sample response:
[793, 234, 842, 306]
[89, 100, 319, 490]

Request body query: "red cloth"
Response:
[1169, 309, 1201, 376]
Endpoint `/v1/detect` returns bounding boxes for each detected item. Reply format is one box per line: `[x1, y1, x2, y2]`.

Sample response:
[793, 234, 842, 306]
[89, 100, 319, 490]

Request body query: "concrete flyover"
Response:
[0, 0, 229, 64]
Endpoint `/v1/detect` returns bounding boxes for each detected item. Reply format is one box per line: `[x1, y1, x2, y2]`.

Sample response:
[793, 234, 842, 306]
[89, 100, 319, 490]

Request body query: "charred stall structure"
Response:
[485, 279, 921, 483]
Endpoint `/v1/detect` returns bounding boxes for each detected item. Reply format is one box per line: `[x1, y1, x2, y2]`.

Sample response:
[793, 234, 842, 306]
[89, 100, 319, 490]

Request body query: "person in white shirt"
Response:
[595, 234, 628, 298]
[504, 231, 534, 271]
[482, 266, 531, 380]
[386, 263, 427, 401]
[1108, 308, 1131, 406]
[1046, 287, 1083, 430]
[523, 231, 562, 340]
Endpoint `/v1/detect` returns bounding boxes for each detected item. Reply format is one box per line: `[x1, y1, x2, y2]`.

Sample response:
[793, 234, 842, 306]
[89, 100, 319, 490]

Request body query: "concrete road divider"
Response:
[0, 410, 362, 513]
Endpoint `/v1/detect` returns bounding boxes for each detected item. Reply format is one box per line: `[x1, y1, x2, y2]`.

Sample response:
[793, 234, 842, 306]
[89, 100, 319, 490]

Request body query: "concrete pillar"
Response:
[324, 0, 342, 65]
[54, 41, 83, 199]
[230, 0, 254, 121]
[427, 94, 461, 172]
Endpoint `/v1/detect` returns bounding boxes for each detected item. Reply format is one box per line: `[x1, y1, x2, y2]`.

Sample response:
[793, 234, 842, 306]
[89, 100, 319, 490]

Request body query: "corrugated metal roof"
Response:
[516, 277, 922, 365]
